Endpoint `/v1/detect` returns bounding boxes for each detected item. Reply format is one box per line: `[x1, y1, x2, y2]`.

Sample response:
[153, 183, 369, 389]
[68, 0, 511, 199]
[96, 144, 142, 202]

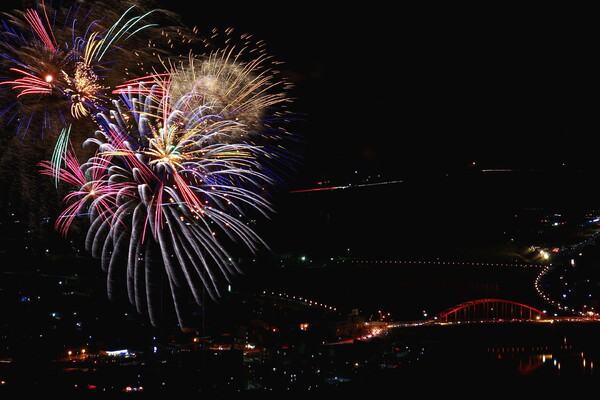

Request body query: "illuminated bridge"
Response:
[432, 299, 548, 322]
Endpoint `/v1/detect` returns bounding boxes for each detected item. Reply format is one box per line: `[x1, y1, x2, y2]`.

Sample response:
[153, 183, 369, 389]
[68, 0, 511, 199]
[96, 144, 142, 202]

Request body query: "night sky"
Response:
[0, 0, 598, 255]
[155, 2, 600, 261]
[156, 2, 598, 184]
[1, 1, 597, 185]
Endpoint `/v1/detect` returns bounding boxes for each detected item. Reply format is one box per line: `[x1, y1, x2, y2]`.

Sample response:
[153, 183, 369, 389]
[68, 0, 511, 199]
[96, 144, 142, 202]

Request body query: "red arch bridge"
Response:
[432, 299, 548, 322]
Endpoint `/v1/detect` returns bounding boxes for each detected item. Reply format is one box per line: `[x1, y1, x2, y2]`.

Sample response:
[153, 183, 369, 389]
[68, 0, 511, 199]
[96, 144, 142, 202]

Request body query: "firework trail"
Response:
[40, 42, 296, 329]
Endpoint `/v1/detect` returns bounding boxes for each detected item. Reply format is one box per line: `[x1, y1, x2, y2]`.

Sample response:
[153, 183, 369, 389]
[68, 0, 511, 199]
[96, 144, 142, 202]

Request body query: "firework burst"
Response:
[40, 41, 296, 328]
[0, 0, 199, 139]
[0, 0, 207, 239]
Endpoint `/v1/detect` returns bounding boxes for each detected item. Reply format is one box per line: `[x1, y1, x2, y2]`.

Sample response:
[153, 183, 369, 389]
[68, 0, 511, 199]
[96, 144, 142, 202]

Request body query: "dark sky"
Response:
[1, 1, 598, 184]
[158, 3, 598, 183]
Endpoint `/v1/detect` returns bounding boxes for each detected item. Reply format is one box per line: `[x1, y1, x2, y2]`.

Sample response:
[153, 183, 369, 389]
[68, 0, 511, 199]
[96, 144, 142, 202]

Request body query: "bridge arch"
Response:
[433, 299, 547, 322]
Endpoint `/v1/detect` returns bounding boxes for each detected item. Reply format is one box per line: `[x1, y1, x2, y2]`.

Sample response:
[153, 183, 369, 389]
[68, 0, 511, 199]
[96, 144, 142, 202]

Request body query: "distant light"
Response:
[106, 349, 129, 356]
[45, 74, 53, 83]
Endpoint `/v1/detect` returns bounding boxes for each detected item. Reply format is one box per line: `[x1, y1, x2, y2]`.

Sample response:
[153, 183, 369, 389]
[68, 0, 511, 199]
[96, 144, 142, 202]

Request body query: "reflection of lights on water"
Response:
[542, 354, 551, 362]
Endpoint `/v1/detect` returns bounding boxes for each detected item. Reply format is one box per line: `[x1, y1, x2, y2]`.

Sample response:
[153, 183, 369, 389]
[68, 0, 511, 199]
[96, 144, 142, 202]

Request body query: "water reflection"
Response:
[392, 322, 600, 383]
[487, 342, 595, 377]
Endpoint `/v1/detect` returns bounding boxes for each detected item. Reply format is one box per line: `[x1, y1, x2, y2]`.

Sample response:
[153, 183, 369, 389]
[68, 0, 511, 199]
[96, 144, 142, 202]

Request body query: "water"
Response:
[391, 321, 600, 382]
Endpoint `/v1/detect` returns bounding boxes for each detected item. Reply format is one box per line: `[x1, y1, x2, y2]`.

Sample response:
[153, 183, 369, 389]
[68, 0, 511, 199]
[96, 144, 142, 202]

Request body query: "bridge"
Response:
[431, 299, 548, 322]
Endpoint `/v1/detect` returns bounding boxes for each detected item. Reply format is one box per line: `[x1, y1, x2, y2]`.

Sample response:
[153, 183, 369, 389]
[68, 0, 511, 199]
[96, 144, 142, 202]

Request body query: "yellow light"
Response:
[45, 74, 53, 83]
